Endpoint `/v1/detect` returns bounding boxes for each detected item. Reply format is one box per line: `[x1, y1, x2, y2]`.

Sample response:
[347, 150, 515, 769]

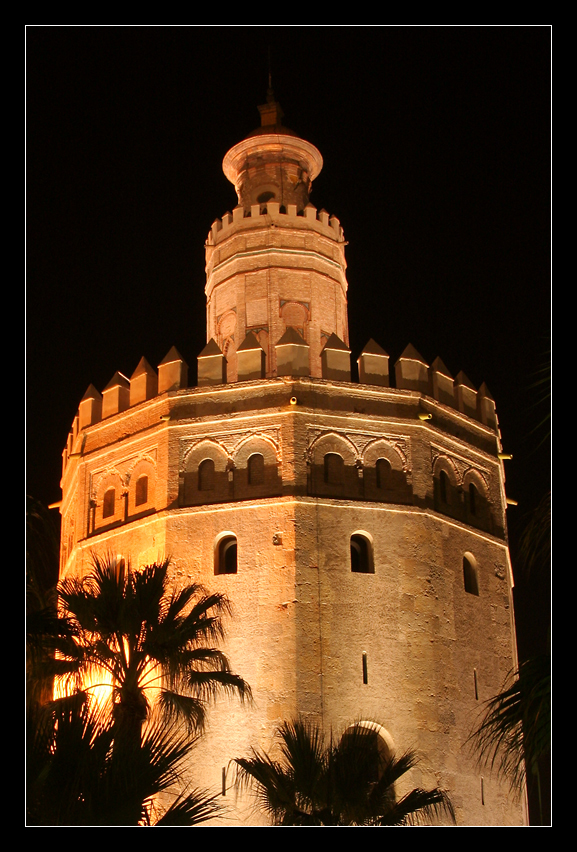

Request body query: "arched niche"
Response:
[232, 434, 281, 498]
[363, 439, 411, 504]
[181, 440, 230, 506]
[308, 432, 359, 498]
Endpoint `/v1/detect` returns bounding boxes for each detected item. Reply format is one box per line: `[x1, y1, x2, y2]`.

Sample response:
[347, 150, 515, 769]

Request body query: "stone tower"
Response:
[58, 93, 524, 825]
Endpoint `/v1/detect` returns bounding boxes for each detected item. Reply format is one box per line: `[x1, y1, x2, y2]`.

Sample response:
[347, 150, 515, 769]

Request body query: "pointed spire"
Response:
[258, 88, 284, 129]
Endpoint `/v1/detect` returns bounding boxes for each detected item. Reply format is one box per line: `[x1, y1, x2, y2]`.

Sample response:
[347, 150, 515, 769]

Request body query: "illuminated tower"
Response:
[58, 93, 525, 825]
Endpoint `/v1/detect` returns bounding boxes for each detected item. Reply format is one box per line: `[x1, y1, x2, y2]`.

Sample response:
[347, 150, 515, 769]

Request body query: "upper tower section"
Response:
[222, 89, 323, 213]
[205, 93, 348, 382]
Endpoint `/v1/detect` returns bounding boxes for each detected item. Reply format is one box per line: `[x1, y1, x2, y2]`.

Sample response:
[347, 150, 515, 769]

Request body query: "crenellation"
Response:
[102, 371, 130, 419]
[78, 384, 102, 429]
[430, 356, 455, 408]
[455, 371, 478, 420]
[206, 203, 346, 252]
[130, 357, 158, 406]
[395, 344, 430, 394]
[158, 346, 188, 393]
[477, 382, 498, 430]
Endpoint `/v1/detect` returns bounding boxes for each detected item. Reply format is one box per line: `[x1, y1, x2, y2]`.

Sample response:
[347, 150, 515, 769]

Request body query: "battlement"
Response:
[61, 339, 498, 478]
[206, 202, 344, 247]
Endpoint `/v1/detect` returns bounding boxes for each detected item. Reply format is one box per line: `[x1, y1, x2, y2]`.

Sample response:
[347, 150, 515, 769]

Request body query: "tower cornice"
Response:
[223, 133, 323, 188]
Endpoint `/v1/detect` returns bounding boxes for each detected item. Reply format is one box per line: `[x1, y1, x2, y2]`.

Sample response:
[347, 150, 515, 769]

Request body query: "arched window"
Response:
[199, 458, 215, 491]
[215, 535, 237, 575]
[324, 453, 344, 485]
[376, 458, 391, 489]
[340, 723, 394, 785]
[463, 554, 479, 596]
[351, 533, 374, 574]
[135, 475, 148, 506]
[103, 488, 115, 519]
[440, 469, 450, 504]
[248, 453, 265, 486]
[257, 190, 275, 204]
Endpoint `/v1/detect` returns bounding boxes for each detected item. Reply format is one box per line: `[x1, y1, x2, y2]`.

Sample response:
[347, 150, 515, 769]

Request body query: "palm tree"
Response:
[42, 554, 250, 824]
[468, 654, 550, 797]
[57, 555, 250, 747]
[235, 718, 455, 826]
[27, 690, 223, 825]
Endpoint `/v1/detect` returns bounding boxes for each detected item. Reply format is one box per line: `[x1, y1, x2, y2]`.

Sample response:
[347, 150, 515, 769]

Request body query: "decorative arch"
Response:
[280, 300, 310, 340]
[308, 431, 358, 466]
[233, 433, 280, 467]
[363, 438, 407, 472]
[183, 439, 230, 472]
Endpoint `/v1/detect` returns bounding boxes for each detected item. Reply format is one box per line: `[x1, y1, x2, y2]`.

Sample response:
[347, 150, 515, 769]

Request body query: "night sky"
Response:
[27, 26, 550, 624]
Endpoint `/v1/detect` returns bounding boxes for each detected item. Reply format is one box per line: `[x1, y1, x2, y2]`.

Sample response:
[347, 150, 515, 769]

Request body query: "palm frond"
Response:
[377, 787, 456, 826]
[154, 790, 223, 826]
[235, 716, 455, 826]
[468, 655, 551, 792]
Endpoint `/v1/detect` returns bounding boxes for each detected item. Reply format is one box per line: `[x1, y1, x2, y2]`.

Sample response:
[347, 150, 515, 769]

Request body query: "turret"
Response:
[222, 89, 323, 213]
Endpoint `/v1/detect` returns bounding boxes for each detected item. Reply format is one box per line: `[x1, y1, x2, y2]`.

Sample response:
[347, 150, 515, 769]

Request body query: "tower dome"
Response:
[222, 91, 323, 213]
